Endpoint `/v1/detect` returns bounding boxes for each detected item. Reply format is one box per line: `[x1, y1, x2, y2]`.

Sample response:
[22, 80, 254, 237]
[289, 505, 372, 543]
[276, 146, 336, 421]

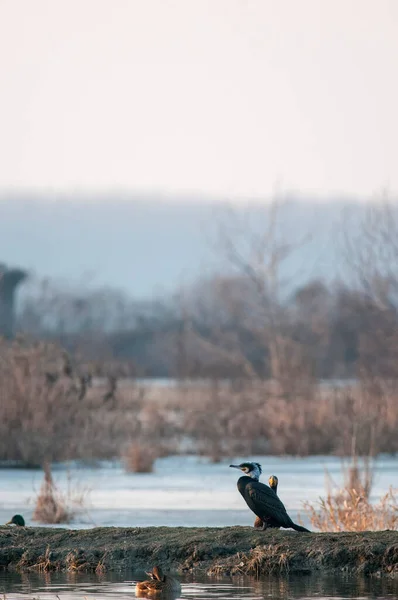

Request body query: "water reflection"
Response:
[0, 570, 397, 599]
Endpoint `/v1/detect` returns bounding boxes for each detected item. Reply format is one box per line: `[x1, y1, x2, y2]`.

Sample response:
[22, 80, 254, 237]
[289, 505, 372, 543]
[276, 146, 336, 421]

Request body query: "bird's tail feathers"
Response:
[291, 522, 311, 533]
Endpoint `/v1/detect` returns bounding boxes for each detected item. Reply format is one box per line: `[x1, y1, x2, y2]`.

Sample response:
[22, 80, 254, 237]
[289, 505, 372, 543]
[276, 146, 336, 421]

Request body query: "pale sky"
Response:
[1, 0, 397, 199]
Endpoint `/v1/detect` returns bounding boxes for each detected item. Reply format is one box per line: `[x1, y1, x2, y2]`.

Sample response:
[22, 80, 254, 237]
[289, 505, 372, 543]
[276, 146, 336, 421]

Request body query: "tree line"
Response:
[12, 200, 398, 383]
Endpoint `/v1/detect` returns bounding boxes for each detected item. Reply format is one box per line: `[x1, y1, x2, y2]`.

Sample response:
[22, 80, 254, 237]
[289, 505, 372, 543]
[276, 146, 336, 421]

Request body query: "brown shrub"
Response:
[0, 337, 148, 465]
[33, 463, 89, 524]
[303, 459, 398, 532]
[123, 442, 159, 473]
[303, 486, 398, 532]
[177, 378, 398, 458]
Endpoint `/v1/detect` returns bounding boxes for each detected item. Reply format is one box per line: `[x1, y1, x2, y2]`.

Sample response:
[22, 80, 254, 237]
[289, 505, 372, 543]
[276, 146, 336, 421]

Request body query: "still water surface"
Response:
[0, 570, 397, 600]
[1, 455, 397, 599]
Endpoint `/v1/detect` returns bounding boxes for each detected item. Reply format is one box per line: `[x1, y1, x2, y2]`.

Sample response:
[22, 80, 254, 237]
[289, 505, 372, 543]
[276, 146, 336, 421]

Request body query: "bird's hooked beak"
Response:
[229, 464, 243, 471]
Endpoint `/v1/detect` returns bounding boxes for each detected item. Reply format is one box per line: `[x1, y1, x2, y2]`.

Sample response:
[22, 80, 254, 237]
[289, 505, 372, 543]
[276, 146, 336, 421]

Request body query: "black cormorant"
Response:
[135, 566, 181, 596]
[5, 514, 25, 526]
[230, 462, 310, 532]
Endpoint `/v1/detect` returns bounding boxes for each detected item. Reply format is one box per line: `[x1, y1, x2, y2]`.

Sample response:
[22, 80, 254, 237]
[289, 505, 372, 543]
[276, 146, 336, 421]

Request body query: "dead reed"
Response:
[303, 459, 398, 532]
[123, 442, 158, 473]
[1, 337, 398, 464]
[32, 463, 90, 524]
[0, 336, 151, 466]
[304, 486, 398, 532]
[208, 545, 292, 577]
[178, 378, 398, 458]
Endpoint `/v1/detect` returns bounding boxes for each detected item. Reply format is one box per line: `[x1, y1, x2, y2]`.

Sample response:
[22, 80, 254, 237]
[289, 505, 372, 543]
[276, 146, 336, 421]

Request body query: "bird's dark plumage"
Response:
[230, 463, 310, 533]
[254, 474, 279, 529]
[5, 514, 25, 527]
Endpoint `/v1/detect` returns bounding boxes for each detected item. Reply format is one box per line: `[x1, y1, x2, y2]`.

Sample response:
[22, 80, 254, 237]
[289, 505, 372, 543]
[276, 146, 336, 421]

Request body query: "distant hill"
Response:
[0, 192, 369, 298]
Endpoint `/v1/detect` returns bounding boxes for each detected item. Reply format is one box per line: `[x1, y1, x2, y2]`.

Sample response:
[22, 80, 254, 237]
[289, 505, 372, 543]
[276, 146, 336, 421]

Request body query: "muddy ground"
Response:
[0, 526, 397, 577]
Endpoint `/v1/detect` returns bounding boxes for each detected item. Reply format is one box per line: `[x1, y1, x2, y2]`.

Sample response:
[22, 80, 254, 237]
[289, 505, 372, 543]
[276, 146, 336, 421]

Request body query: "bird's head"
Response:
[268, 474, 278, 491]
[146, 566, 165, 582]
[230, 462, 262, 480]
[5, 514, 25, 527]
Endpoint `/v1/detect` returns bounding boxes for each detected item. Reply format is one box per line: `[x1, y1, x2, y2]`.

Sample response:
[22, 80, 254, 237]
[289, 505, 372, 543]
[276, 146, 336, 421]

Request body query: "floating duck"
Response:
[135, 565, 181, 596]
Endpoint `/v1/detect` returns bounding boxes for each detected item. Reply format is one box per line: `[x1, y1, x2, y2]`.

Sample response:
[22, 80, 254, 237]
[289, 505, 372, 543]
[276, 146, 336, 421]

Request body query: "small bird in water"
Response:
[5, 515, 25, 527]
[230, 462, 310, 532]
[135, 565, 181, 596]
[254, 475, 278, 529]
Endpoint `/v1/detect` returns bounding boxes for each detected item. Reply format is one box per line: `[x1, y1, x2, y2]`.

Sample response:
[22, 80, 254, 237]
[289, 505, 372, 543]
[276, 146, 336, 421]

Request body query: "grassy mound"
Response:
[0, 526, 397, 577]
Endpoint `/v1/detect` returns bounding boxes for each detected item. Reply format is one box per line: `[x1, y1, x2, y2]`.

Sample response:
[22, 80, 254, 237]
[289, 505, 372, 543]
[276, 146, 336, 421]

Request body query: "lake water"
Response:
[1, 570, 398, 600]
[0, 454, 397, 529]
[1, 455, 397, 600]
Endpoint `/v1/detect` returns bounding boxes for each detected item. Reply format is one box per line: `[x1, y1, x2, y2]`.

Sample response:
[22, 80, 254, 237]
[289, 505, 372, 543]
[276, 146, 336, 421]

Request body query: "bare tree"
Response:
[340, 196, 398, 456]
[179, 199, 314, 394]
[342, 198, 398, 379]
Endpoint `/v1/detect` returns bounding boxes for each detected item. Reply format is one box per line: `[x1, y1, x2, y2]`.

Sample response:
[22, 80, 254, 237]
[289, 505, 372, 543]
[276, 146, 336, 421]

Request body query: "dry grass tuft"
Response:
[343, 455, 374, 500]
[303, 462, 398, 532]
[95, 551, 109, 574]
[243, 545, 291, 576]
[123, 442, 159, 473]
[33, 463, 90, 524]
[65, 550, 94, 572]
[208, 545, 292, 578]
[24, 546, 58, 572]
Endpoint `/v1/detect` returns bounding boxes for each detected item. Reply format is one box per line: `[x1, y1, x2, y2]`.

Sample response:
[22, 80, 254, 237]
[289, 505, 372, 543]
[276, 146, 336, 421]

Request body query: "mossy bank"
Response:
[0, 526, 397, 577]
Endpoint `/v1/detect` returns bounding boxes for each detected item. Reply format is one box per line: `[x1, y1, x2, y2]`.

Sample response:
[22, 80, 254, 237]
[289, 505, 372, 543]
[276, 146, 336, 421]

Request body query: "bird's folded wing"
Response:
[246, 482, 289, 519]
